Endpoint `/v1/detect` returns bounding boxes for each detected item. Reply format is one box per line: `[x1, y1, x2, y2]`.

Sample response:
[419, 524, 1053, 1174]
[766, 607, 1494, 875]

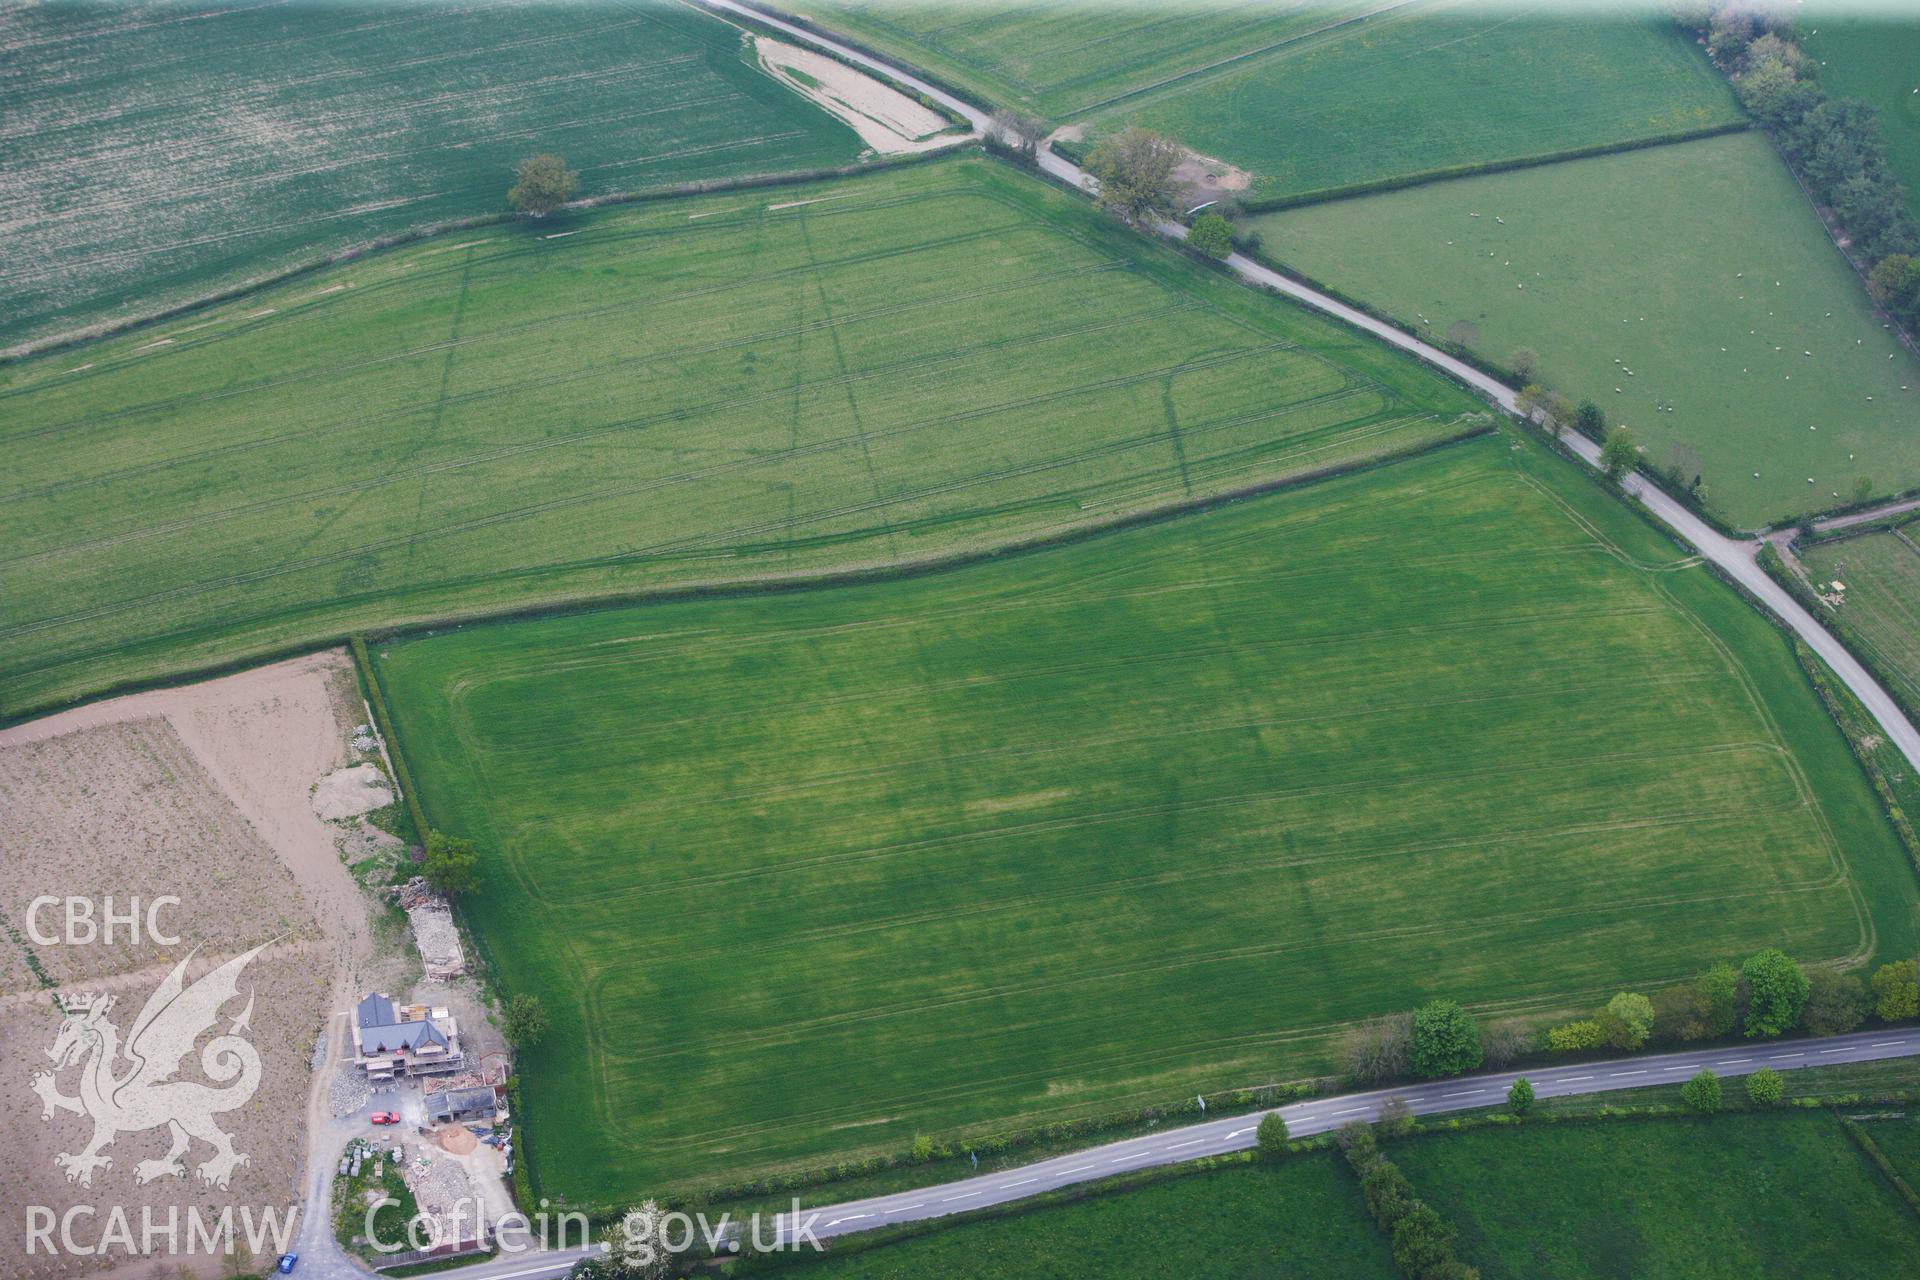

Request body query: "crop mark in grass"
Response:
[1, 293, 1203, 518]
[1, 344, 1338, 643]
[1, 212, 1061, 437]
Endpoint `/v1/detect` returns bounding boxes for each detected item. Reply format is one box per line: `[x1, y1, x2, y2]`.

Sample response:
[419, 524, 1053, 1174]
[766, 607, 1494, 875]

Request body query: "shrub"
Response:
[1872, 960, 1919, 1022]
[1376, 1096, 1417, 1139]
[501, 992, 547, 1047]
[1743, 949, 1810, 1037]
[422, 829, 482, 896]
[1602, 991, 1655, 1049]
[1256, 1111, 1290, 1156]
[1546, 1019, 1604, 1052]
[1411, 999, 1483, 1078]
[1682, 1068, 1723, 1113]
[1186, 212, 1234, 260]
[1746, 1066, 1784, 1105]
[909, 1134, 936, 1163]
[1507, 1077, 1535, 1115]
[1345, 1013, 1414, 1084]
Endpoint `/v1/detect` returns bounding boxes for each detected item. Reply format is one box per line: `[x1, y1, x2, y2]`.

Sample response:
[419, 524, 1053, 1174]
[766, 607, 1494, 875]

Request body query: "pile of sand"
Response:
[312, 762, 394, 820]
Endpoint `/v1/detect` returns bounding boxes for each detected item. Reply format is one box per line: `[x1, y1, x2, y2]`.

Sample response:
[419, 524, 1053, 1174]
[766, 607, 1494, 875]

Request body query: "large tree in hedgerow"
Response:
[1410, 998, 1483, 1078]
[508, 152, 578, 216]
[1086, 128, 1183, 228]
[1742, 948, 1810, 1038]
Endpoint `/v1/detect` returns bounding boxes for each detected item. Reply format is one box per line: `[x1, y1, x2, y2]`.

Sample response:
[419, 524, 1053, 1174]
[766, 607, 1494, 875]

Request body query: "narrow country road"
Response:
[772, 1027, 1920, 1246]
[305, 1, 1920, 1264]
[700, 0, 1920, 776]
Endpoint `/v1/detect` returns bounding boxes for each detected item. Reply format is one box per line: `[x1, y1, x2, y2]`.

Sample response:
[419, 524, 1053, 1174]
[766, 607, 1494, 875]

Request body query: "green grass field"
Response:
[768, 1155, 1395, 1278]
[1251, 131, 1920, 526]
[1863, 1114, 1920, 1187]
[1803, 15, 1920, 220]
[0, 0, 861, 351]
[375, 433, 1919, 1203]
[763, 0, 1380, 120]
[1396, 1111, 1920, 1278]
[0, 154, 1481, 721]
[1803, 525, 1920, 710]
[1092, 0, 1741, 202]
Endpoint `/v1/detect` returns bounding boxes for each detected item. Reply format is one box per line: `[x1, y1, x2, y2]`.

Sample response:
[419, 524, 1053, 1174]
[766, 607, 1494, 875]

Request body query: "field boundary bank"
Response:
[722, 1089, 1920, 1271]
[0, 422, 1489, 731]
[1796, 641, 1920, 881]
[0, 148, 960, 366]
[1052, 122, 1750, 217]
[350, 635, 430, 850]
[1842, 1114, 1920, 1220]
[1053, 0, 1421, 123]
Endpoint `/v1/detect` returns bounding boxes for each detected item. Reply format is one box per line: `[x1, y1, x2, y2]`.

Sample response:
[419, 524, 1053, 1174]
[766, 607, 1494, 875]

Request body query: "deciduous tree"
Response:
[1507, 1077, 1534, 1115]
[1743, 948, 1810, 1038]
[1599, 425, 1638, 482]
[1186, 212, 1234, 260]
[1411, 999, 1482, 1078]
[1799, 969, 1867, 1036]
[1745, 1066, 1783, 1105]
[1871, 960, 1919, 1022]
[507, 153, 578, 216]
[1087, 128, 1183, 227]
[1256, 1111, 1290, 1155]
[1601, 992, 1655, 1050]
[1681, 1068, 1722, 1113]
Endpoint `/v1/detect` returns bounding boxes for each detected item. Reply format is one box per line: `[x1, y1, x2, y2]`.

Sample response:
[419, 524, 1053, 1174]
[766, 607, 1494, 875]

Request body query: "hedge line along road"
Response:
[700, 0, 1920, 777]
[768, 1026, 1920, 1247]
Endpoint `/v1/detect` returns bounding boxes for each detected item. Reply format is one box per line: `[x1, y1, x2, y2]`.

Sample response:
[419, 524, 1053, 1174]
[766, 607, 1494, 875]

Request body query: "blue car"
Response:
[277, 1255, 298, 1274]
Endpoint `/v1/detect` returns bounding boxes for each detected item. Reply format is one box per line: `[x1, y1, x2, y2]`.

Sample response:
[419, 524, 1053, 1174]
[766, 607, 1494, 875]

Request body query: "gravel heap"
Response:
[329, 1068, 372, 1118]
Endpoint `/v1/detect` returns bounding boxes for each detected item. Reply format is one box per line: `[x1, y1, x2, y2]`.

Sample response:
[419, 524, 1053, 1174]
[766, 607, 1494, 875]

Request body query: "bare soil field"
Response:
[754, 37, 954, 154]
[0, 652, 380, 1279]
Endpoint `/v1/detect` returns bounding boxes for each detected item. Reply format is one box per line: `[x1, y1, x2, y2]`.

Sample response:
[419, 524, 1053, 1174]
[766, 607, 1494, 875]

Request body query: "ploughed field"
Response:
[0, 155, 1481, 720]
[375, 435, 1919, 1203]
[1803, 523, 1920, 711]
[0, 0, 861, 351]
[1251, 132, 1920, 526]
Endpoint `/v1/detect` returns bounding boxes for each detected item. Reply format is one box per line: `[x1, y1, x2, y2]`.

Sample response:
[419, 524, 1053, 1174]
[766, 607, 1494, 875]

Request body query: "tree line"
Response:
[1678, 3, 1920, 337]
[1345, 950, 1918, 1087]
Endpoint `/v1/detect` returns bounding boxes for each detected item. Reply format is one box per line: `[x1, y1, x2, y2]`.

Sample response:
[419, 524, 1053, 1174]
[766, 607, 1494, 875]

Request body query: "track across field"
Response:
[374, 434, 1919, 1203]
[1251, 132, 1920, 526]
[0, 0, 862, 350]
[0, 155, 1480, 720]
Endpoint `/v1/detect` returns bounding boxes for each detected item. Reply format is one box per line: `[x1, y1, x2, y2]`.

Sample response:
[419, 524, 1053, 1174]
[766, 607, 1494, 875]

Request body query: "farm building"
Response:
[425, 1085, 504, 1125]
